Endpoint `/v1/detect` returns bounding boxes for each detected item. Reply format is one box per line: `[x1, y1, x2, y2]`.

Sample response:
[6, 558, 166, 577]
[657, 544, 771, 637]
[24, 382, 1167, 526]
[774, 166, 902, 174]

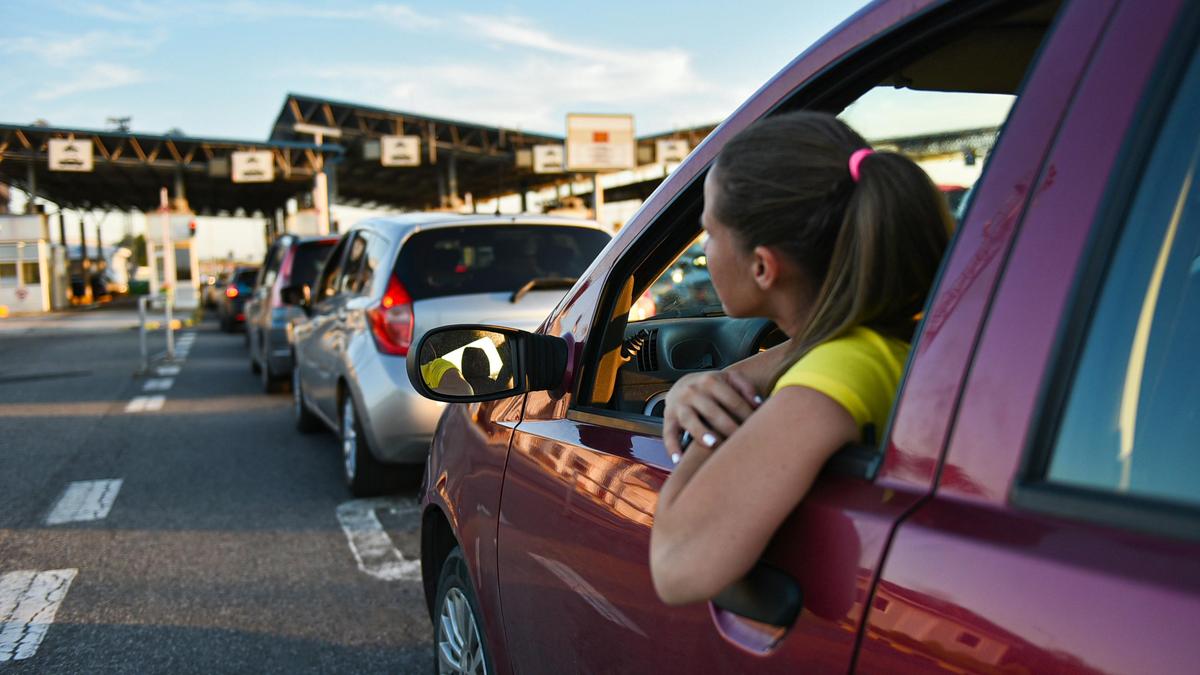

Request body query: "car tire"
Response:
[261, 358, 286, 394]
[434, 547, 493, 675]
[340, 394, 390, 497]
[292, 367, 321, 434]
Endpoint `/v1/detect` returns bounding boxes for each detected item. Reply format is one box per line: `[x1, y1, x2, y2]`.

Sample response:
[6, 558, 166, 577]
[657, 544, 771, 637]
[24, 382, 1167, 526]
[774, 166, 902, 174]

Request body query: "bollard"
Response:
[138, 295, 150, 372]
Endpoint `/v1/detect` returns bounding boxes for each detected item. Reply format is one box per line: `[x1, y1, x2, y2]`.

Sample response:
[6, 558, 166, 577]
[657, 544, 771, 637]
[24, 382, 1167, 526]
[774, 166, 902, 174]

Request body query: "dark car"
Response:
[245, 235, 338, 392]
[217, 266, 259, 332]
[406, 0, 1200, 673]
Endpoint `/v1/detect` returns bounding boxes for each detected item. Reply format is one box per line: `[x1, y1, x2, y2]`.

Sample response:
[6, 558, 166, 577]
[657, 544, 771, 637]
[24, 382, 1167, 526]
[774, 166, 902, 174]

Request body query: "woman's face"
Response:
[701, 167, 761, 318]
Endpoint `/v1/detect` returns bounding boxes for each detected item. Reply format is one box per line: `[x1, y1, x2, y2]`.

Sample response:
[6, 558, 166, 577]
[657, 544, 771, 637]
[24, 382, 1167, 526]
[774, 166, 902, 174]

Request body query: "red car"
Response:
[409, 0, 1200, 672]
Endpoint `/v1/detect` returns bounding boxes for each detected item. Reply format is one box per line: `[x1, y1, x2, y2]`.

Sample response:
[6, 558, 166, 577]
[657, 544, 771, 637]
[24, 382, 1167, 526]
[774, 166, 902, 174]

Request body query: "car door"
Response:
[249, 239, 286, 363]
[493, 1, 1102, 671]
[858, 2, 1200, 672]
[300, 235, 351, 421]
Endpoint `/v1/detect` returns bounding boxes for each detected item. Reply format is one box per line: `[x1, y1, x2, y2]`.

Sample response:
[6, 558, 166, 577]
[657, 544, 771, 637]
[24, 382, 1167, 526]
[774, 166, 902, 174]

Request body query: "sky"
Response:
[1, 0, 873, 140]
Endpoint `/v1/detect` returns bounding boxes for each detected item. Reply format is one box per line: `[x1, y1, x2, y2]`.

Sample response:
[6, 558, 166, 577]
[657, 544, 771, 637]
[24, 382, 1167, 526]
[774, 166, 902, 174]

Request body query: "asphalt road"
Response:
[0, 308, 432, 674]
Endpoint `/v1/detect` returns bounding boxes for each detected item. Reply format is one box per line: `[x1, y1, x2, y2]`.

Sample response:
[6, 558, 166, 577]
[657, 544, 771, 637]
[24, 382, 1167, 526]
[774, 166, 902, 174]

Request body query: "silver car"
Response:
[288, 214, 611, 496]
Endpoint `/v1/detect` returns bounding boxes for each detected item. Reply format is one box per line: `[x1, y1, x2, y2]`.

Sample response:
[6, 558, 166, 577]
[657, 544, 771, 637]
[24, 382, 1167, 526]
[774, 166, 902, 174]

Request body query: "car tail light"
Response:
[225, 286, 239, 298]
[368, 276, 414, 356]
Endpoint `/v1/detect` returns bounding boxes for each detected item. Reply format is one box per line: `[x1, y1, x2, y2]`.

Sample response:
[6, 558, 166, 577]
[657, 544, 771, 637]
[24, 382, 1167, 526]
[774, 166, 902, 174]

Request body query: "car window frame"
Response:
[315, 235, 351, 304]
[568, 0, 1061, 436]
[1012, 5, 1200, 542]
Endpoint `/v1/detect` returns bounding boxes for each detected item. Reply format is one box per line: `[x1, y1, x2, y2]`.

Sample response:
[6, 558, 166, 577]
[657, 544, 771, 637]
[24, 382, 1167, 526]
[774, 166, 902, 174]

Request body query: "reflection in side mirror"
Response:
[419, 329, 516, 398]
[280, 283, 311, 308]
[408, 324, 568, 403]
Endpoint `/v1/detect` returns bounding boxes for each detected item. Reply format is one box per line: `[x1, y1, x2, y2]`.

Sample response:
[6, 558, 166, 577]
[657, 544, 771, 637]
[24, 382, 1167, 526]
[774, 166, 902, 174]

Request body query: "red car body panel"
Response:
[419, 0, 1200, 672]
[860, 1, 1200, 673]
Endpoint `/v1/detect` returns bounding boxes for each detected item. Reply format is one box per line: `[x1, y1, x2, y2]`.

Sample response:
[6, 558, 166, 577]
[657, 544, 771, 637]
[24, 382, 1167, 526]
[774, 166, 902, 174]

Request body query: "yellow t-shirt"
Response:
[771, 326, 909, 438]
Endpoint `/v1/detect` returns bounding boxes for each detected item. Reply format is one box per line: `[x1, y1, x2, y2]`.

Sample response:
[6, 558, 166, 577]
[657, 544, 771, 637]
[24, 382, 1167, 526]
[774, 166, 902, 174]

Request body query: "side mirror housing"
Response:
[280, 283, 311, 313]
[407, 324, 567, 403]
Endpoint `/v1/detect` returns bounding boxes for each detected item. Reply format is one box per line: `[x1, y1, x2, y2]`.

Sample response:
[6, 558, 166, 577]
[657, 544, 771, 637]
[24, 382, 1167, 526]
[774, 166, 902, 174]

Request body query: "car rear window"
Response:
[234, 269, 258, 286]
[395, 225, 610, 300]
[291, 241, 336, 288]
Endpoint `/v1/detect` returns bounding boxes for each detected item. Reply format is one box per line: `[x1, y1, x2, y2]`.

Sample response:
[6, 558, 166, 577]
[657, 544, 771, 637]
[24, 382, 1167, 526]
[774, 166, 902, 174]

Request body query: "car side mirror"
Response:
[280, 283, 311, 312]
[407, 324, 567, 403]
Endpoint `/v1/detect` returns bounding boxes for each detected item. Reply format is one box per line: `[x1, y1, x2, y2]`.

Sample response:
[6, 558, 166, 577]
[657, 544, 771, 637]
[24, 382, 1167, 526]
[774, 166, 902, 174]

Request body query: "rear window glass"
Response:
[396, 225, 610, 300]
[291, 241, 336, 288]
[234, 269, 258, 285]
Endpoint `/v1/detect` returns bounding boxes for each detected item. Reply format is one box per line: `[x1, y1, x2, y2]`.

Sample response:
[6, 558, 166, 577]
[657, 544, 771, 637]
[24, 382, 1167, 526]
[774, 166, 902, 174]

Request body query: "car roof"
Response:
[346, 212, 608, 240]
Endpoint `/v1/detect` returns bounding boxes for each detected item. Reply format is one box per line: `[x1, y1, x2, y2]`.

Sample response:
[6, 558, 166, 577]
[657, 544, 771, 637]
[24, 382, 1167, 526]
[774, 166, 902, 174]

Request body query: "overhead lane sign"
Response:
[231, 151, 275, 183]
[656, 139, 690, 164]
[566, 114, 635, 171]
[48, 139, 93, 172]
[533, 145, 565, 174]
[381, 135, 421, 167]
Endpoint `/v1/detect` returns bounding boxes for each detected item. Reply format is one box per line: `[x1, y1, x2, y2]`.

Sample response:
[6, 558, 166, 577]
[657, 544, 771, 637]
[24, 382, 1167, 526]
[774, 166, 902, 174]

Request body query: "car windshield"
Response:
[396, 225, 610, 300]
[291, 241, 336, 288]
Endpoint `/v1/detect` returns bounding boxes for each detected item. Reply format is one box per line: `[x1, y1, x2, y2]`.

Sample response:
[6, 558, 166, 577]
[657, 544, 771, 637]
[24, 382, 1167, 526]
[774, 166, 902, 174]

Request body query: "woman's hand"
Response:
[663, 370, 762, 460]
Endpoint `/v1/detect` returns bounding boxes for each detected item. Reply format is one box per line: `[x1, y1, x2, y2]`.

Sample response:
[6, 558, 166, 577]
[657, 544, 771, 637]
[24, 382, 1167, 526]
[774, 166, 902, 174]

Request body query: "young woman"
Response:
[649, 111, 952, 605]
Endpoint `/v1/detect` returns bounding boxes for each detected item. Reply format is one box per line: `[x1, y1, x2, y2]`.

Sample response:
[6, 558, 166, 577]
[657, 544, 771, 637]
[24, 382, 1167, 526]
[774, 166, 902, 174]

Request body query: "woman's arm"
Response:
[650, 384, 858, 605]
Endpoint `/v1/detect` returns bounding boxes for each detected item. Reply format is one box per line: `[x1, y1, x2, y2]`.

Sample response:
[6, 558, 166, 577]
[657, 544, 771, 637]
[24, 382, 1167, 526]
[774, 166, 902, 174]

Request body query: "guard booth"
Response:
[0, 214, 65, 313]
[145, 214, 201, 311]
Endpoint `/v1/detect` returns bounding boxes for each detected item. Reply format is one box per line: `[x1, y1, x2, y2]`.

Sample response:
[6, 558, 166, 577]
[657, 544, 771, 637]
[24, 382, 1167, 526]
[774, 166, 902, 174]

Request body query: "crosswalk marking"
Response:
[45, 480, 123, 525]
[124, 395, 165, 413]
[0, 569, 78, 662]
[143, 378, 174, 392]
[155, 365, 181, 376]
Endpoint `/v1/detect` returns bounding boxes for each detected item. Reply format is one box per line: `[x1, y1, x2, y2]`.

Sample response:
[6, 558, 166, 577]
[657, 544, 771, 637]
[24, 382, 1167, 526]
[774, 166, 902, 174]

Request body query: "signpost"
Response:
[48, 139, 94, 172]
[656, 139, 690, 164]
[566, 114, 635, 227]
[381, 135, 421, 167]
[532, 145, 565, 174]
[230, 151, 275, 183]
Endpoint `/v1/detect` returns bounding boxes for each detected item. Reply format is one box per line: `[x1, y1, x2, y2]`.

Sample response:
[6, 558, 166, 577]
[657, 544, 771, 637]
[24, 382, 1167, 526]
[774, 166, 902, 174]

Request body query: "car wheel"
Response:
[292, 368, 321, 434]
[341, 394, 389, 497]
[261, 359, 284, 393]
[434, 547, 492, 675]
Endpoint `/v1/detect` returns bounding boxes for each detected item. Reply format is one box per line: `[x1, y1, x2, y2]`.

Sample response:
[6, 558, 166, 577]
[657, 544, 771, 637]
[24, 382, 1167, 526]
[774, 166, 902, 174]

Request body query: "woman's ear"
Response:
[751, 246, 781, 290]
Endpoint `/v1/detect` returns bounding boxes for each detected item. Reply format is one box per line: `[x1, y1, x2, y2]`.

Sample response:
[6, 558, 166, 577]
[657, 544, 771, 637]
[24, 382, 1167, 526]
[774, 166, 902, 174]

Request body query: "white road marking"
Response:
[155, 365, 181, 376]
[124, 395, 165, 413]
[143, 378, 174, 392]
[336, 498, 421, 581]
[0, 569, 78, 662]
[45, 480, 123, 525]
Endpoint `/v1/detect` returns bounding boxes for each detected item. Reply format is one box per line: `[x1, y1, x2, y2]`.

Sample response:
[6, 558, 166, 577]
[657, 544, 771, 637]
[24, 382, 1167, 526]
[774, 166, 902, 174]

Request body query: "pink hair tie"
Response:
[848, 148, 874, 183]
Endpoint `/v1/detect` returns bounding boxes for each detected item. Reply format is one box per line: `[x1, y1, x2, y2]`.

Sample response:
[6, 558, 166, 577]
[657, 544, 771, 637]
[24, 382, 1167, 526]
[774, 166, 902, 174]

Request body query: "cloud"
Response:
[33, 63, 149, 101]
[0, 29, 165, 66]
[52, 0, 438, 28]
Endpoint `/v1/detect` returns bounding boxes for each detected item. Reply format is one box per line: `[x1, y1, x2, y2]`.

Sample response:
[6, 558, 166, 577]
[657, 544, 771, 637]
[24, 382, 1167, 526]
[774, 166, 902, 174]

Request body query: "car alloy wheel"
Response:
[438, 587, 486, 675]
[342, 397, 357, 483]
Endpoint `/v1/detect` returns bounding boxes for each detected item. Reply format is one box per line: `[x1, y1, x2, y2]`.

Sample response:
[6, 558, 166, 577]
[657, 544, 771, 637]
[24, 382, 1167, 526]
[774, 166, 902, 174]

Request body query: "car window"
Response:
[338, 233, 369, 295]
[579, 0, 1063, 418]
[1042, 45, 1200, 510]
[395, 225, 610, 300]
[259, 240, 287, 290]
[290, 240, 336, 289]
[316, 237, 349, 301]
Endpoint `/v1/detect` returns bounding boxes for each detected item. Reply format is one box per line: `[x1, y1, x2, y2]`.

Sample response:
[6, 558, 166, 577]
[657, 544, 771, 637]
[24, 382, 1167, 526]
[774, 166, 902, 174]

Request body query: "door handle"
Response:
[712, 562, 803, 627]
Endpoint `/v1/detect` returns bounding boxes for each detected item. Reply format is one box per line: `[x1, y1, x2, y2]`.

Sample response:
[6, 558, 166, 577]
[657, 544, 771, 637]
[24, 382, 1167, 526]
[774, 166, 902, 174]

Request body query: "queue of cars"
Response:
[231, 215, 610, 498]
[217, 0, 1200, 671]
[397, 0, 1200, 674]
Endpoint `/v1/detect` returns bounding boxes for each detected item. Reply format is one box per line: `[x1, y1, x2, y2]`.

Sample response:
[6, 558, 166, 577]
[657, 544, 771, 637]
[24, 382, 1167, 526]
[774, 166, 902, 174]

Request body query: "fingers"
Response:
[664, 415, 682, 461]
[725, 371, 764, 408]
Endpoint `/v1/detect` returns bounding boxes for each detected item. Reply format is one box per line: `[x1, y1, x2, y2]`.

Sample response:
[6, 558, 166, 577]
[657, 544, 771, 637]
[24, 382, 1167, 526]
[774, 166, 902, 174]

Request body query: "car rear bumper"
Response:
[353, 346, 447, 465]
